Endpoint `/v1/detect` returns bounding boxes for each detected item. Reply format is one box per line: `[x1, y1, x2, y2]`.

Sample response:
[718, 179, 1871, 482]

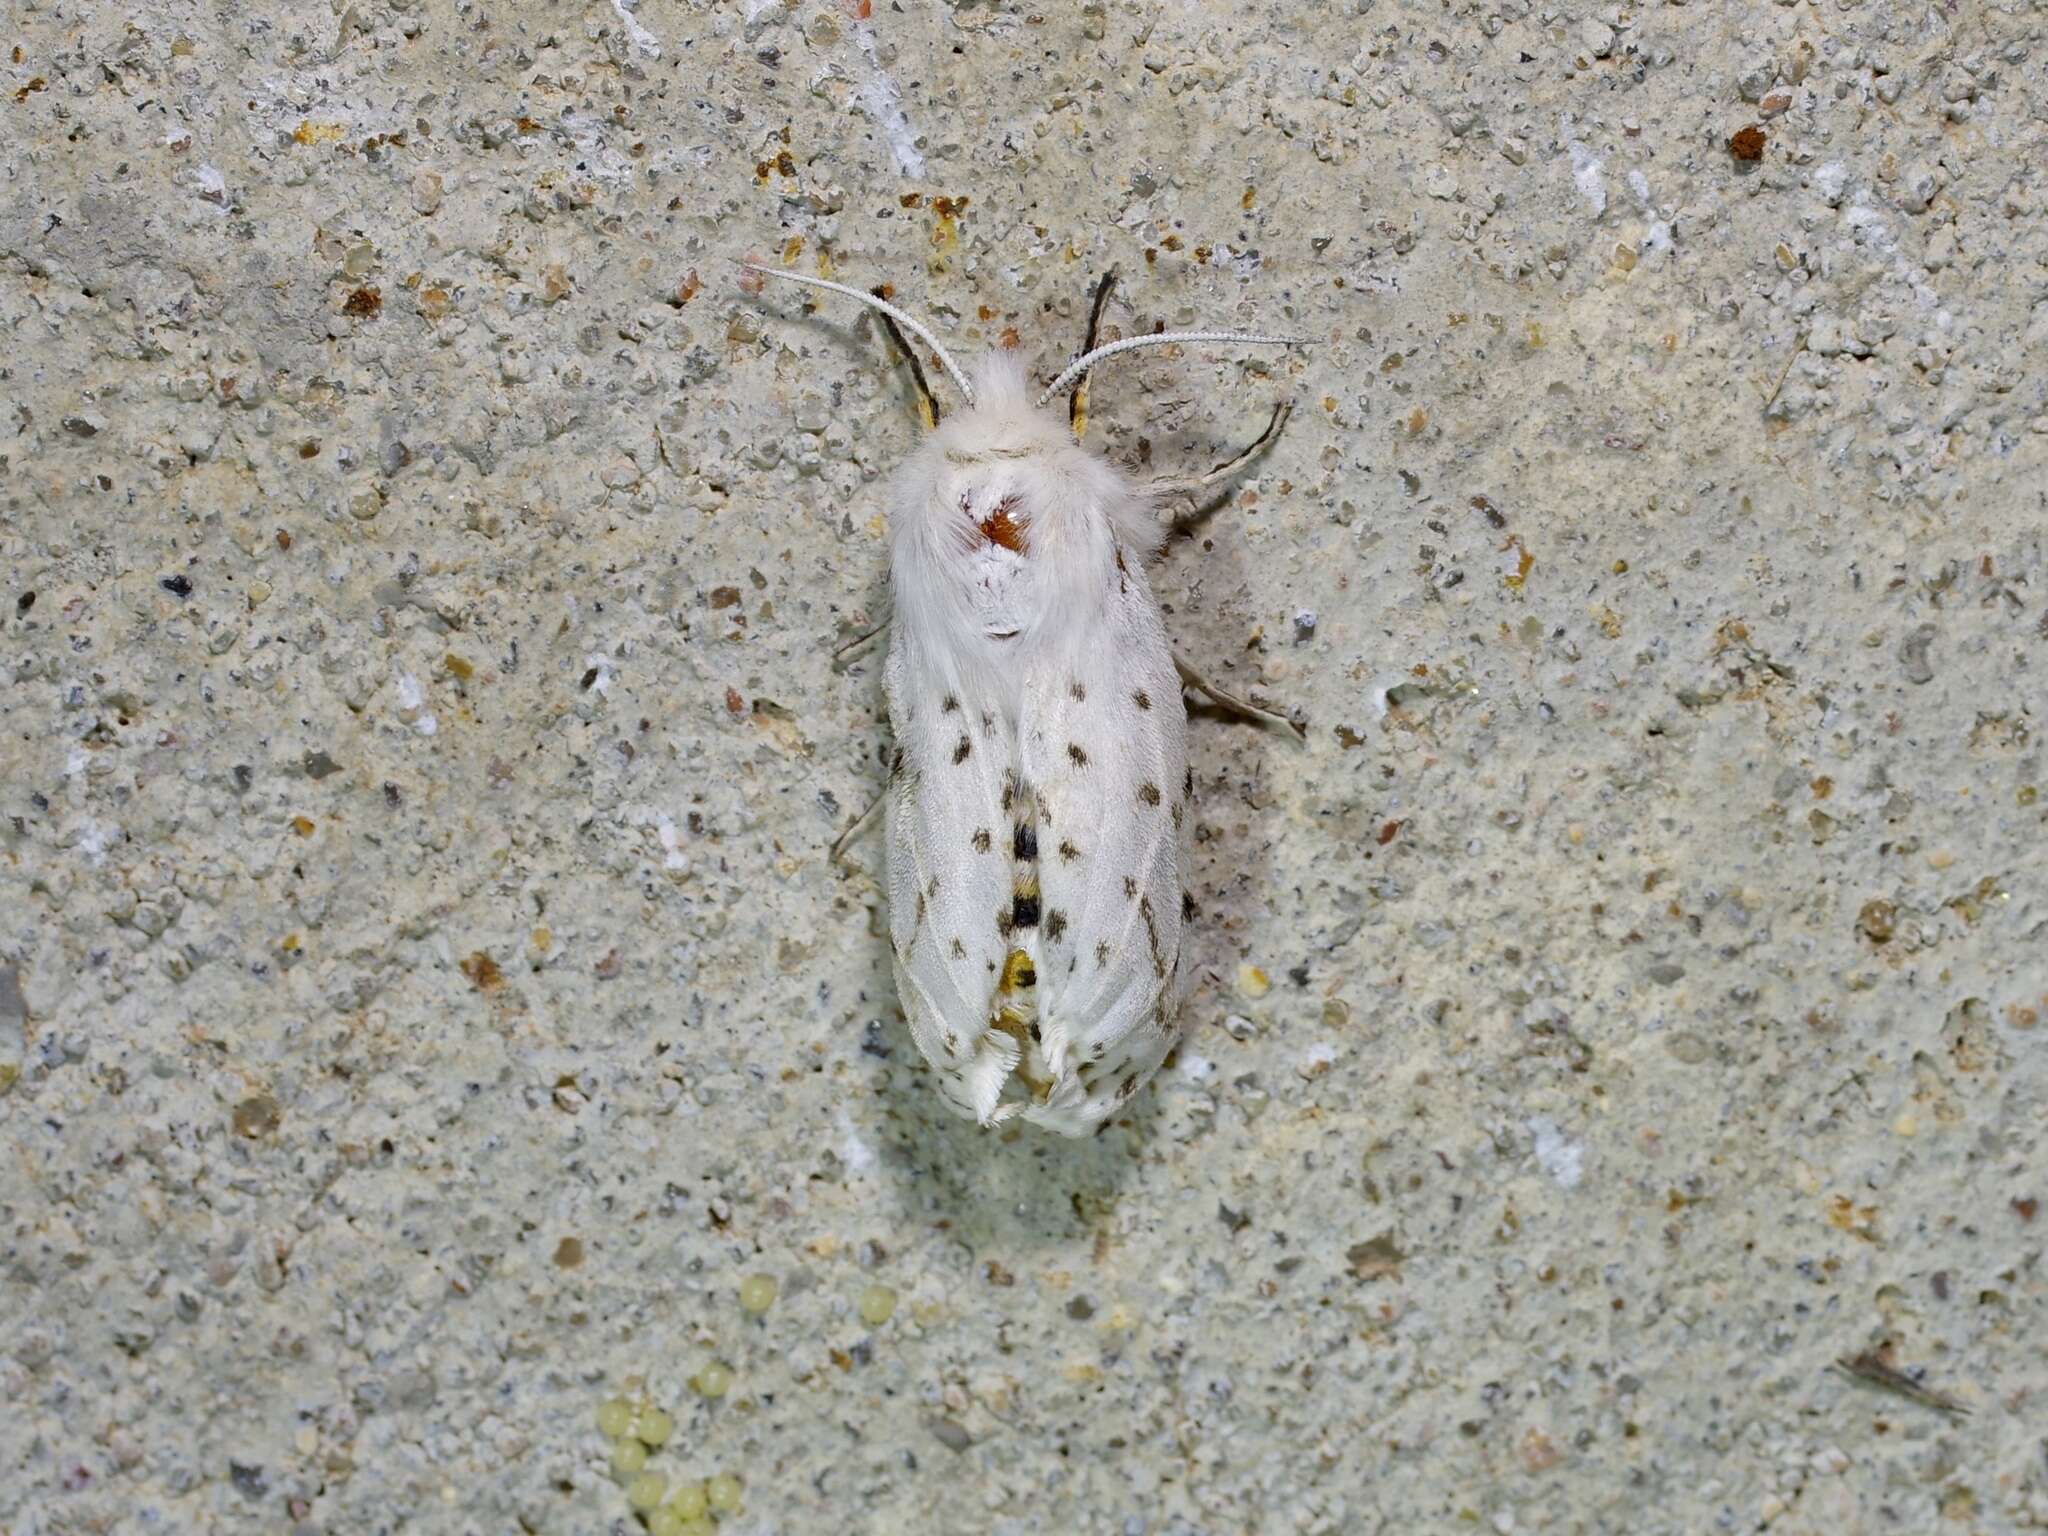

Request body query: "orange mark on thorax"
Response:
[979, 495, 1027, 553]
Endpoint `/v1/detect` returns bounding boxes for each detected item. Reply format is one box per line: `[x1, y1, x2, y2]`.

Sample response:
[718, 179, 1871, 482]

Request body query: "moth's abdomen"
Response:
[987, 785, 1054, 1101]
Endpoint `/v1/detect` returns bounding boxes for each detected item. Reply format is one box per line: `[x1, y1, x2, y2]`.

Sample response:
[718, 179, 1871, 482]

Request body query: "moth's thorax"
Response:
[912, 459, 1034, 661]
[888, 357, 1156, 718]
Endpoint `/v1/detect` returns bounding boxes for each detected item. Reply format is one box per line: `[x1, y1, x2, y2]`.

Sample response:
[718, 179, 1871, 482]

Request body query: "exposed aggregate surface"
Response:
[3, 1, 2045, 1533]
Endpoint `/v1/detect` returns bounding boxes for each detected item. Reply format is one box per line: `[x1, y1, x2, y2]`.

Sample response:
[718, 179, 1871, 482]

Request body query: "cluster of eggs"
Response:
[596, 1391, 743, 1536]
[597, 1272, 902, 1531]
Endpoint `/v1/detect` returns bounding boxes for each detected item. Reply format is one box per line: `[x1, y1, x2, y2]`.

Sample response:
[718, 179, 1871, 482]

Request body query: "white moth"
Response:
[749, 265, 1299, 1135]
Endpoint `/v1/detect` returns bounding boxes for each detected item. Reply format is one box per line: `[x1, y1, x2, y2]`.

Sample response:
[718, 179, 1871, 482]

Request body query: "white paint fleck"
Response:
[1218, 244, 1264, 279]
[609, 0, 661, 58]
[837, 1106, 878, 1174]
[65, 746, 89, 780]
[852, 25, 925, 178]
[656, 815, 687, 871]
[1844, 202, 1940, 310]
[1626, 169, 1652, 205]
[395, 671, 438, 736]
[1812, 161, 1849, 207]
[562, 114, 640, 187]
[583, 653, 615, 698]
[76, 820, 112, 866]
[1296, 1041, 1338, 1079]
[1527, 1117, 1585, 1189]
[1565, 140, 1606, 217]
[1177, 1053, 1216, 1083]
[1843, 202, 1896, 252]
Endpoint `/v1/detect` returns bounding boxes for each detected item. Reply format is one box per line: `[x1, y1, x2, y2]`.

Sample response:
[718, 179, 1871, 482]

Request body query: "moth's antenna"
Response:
[870, 290, 942, 430]
[1037, 330, 1302, 409]
[742, 264, 975, 409]
[1070, 268, 1120, 440]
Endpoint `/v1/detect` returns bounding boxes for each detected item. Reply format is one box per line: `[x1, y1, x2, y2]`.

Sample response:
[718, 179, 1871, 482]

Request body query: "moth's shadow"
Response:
[851, 938, 1168, 1254]
[757, 300, 937, 444]
[1128, 402, 1298, 1144]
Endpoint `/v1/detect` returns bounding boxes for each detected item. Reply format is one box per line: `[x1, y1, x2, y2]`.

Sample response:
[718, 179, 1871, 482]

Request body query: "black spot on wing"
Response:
[1138, 895, 1166, 978]
[1069, 680, 1086, 701]
[971, 827, 991, 853]
[1137, 782, 1161, 806]
[1067, 743, 1089, 767]
[953, 735, 972, 764]
[1133, 689, 1151, 711]
[942, 694, 959, 713]
[1057, 838, 1081, 862]
[1044, 909, 1067, 943]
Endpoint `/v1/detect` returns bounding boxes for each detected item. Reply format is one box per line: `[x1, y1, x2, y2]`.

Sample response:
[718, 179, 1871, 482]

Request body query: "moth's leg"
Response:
[829, 788, 886, 866]
[1174, 650, 1305, 743]
[1153, 400, 1293, 527]
[872, 291, 941, 430]
[832, 610, 891, 672]
[1069, 268, 1120, 441]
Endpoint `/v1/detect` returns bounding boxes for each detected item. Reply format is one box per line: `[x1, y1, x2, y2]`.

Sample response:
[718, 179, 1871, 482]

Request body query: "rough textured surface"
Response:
[3, 1, 2044, 1533]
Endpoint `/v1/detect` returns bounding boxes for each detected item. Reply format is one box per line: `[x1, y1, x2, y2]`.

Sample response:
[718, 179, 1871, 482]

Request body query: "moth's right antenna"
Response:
[1069, 268, 1120, 440]
[741, 264, 976, 409]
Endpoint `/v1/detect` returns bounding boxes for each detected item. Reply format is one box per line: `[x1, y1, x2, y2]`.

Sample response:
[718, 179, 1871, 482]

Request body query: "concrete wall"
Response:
[3, 1, 2043, 1531]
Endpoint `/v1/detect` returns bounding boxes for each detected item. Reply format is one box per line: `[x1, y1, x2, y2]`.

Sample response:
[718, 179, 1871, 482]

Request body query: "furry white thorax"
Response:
[888, 353, 1159, 721]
